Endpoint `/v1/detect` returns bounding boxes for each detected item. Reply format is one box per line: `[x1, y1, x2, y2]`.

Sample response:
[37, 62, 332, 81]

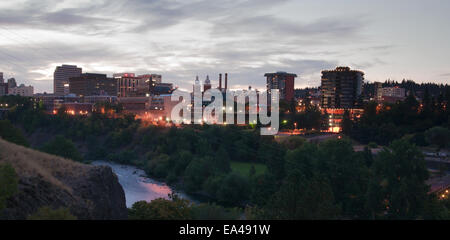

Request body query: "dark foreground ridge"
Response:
[0, 138, 127, 219]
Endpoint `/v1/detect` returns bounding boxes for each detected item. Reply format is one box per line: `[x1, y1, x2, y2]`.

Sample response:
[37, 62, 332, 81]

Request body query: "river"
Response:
[92, 160, 193, 208]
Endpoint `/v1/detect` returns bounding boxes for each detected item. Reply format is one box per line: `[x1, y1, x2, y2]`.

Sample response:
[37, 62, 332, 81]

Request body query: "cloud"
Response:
[0, 0, 374, 93]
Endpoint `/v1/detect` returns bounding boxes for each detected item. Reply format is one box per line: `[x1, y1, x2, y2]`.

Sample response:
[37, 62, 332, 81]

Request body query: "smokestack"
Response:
[225, 73, 228, 90]
[219, 73, 222, 90]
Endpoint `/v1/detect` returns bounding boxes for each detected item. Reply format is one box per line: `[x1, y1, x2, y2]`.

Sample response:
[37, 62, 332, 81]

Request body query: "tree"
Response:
[317, 139, 369, 218]
[191, 203, 240, 220]
[128, 194, 191, 220]
[0, 163, 18, 211]
[342, 110, 353, 135]
[216, 172, 250, 206]
[0, 120, 29, 147]
[184, 157, 213, 192]
[249, 173, 278, 207]
[146, 153, 170, 178]
[425, 126, 450, 150]
[27, 207, 77, 220]
[264, 173, 341, 219]
[40, 135, 83, 162]
[280, 136, 306, 150]
[366, 139, 429, 219]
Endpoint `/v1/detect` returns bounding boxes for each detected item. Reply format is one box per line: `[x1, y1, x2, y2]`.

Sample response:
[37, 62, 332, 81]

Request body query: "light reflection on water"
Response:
[92, 160, 192, 208]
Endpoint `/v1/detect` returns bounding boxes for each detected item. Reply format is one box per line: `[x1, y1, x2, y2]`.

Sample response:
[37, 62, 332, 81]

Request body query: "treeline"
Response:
[346, 93, 450, 146]
[363, 79, 449, 99]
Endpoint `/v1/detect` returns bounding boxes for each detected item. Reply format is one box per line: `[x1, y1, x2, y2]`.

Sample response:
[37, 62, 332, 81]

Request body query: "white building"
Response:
[9, 84, 34, 97]
[382, 87, 405, 98]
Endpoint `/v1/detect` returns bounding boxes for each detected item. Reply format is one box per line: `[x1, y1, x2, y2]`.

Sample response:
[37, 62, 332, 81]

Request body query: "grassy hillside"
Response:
[0, 137, 127, 220]
[0, 138, 88, 193]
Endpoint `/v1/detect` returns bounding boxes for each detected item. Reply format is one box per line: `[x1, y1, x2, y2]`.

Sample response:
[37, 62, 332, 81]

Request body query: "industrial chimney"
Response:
[219, 73, 222, 90]
[225, 73, 228, 90]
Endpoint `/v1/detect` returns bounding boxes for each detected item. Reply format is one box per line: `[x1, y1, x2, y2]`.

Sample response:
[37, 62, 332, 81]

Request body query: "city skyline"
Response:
[0, 0, 450, 93]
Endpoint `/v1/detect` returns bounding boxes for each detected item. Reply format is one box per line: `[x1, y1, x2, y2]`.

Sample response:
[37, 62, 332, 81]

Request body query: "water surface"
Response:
[92, 160, 191, 207]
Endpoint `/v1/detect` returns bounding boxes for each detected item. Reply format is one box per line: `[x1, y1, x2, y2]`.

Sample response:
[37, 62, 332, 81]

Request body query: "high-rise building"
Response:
[0, 83, 7, 96]
[264, 72, 297, 101]
[374, 82, 383, 101]
[69, 73, 117, 97]
[0, 72, 6, 96]
[7, 78, 17, 89]
[115, 73, 138, 97]
[320, 67, 364, 109]
[54, 65, 82, 96]
[139, 74, 162, 95]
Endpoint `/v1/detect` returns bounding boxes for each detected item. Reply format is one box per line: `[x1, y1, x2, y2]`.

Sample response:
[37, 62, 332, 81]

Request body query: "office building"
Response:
[0, 72, 6, 96]
[54, 65, 82, 95]
[265, 72, 297, 101]
[0, 83, 7, 96]
[69, 73, 117, 96]
[320, 67, 364, 109]
[116, 73, 154, 97]
[7, 78, 17, 89]
[8, 84, 34, 97]
[138, 74, 162, 95]
[381, 87, 405, 98]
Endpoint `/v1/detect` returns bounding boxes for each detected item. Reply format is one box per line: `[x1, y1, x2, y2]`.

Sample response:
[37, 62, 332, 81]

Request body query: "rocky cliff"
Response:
[0, 138, 127, 219]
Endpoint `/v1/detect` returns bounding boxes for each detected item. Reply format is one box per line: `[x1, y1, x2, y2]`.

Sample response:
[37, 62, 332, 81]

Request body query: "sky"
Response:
[0, 0, 449, 93]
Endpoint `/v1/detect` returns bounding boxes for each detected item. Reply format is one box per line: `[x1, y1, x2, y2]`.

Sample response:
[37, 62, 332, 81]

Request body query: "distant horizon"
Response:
[5, 63, 450, 95]
[1, 0, 449, 93]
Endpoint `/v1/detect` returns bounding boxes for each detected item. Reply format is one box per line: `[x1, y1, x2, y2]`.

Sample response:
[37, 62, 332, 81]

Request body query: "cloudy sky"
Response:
[0, 0, 449, 93]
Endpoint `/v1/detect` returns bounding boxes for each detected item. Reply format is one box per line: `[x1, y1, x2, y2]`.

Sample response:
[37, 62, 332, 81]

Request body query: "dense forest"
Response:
[0, 95, 449, 219]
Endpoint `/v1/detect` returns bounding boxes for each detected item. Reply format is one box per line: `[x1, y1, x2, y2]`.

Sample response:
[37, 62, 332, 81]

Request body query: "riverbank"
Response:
[92, 161, 195, 207]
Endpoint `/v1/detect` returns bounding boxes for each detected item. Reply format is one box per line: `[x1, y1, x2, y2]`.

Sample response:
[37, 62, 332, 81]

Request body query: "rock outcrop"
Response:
[0, 138, 127, 219]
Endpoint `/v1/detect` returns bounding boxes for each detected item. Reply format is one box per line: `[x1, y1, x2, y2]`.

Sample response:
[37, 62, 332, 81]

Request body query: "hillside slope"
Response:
[0, 138, 127, 219]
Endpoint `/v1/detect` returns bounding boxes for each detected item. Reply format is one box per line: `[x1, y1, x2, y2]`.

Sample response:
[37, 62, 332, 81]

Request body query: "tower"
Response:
[320, 66, 364, 109]
[204, 75, 211, 92]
